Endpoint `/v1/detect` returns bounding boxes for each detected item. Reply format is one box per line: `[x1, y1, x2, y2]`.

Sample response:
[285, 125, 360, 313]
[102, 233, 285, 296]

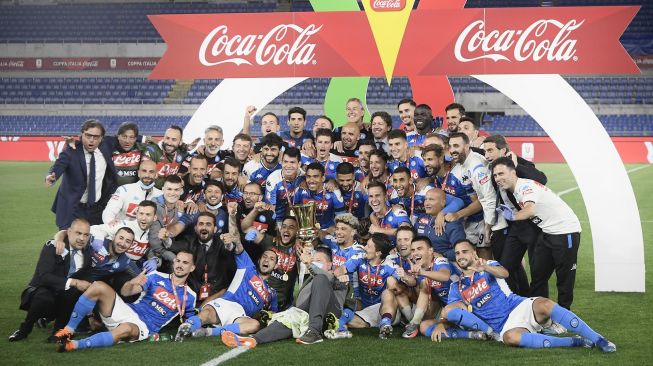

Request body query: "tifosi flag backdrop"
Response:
[149, 3, 644, 292]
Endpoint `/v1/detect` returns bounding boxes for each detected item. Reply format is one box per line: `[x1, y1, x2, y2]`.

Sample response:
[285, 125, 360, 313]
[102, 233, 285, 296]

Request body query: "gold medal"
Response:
[282, 273, 289, 281]
[467, 304, 473, 313]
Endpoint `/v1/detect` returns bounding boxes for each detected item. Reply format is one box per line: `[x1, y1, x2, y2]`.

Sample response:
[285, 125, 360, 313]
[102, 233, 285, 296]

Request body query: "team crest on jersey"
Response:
[249, 275, 269, 304]
[153, 287, 178, 310]
[461, 277, 490, 303]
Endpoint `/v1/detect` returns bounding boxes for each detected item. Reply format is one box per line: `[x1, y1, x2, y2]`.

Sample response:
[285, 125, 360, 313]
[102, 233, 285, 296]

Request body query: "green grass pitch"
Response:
[0, 162, 651, 365]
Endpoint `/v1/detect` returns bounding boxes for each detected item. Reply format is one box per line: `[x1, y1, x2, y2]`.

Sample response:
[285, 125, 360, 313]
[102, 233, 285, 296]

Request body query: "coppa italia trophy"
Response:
[291, 201, 317, 248]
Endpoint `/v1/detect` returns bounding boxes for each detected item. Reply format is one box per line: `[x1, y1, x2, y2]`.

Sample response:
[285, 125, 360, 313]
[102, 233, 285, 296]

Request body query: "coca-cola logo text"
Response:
[199, 24, 322, 67]
[371, 0, 406, 11]
[454, 19, 583, 63]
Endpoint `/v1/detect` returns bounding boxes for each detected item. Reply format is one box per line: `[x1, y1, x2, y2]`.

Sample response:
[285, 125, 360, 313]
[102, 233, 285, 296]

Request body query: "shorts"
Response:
[500, 297, 551, 340]
[465, 220, 488, 248]
[355, 303, 402, 327]
[100, 295, 149, 341]
[205, 298, 248, 326]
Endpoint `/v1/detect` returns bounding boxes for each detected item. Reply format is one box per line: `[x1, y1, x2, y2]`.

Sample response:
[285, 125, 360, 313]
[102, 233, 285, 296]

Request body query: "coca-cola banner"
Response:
[149, 6, 639, 79]
[632, 54, 653, 69]
[0, 58, 159, 71]
[2, 135, 651, 163]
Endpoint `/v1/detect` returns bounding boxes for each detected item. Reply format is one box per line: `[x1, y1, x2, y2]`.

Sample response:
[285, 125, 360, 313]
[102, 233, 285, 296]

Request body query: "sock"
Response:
[441, 328, 473, 339]
[75, 331, 114, 349]
[338, 308, 354, 331]
[446, 308, 491, 333]
[410, 308, 425, 325]
[208, 326, 224, 337]
[66, 295, 96, 331]
[519, 333, 580, 348]
[423, 324, 437, 337]
[187, 315, 203, 332]
[550, 304, 601, 343]
[223, 323, 240, 334]
[379, 313, 393, 328]
[400, 306, 413, 322]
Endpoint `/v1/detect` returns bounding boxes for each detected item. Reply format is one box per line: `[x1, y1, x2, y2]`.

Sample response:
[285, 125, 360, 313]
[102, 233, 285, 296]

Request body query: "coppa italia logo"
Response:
[371, 0, 406, 12]
[149, 6, 638, 79]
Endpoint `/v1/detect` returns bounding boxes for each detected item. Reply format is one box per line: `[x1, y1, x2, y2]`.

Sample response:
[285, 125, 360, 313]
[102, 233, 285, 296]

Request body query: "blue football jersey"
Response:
[344, 257, 399, 308]
[87, 238, 132, 280]
[265, 170, 304, 221]
[387, 155, 427, 179]
[415, 257, 458, 304]
[439, 167, 484, 223]
[243, 160, 281, 188]
[222, 250, 278, 315]
[293, 187, 345, 229]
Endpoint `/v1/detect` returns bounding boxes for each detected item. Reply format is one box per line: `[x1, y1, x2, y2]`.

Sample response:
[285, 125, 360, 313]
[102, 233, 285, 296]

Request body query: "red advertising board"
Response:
[2, 135, 651, 163]
[0, 58, 159, 71]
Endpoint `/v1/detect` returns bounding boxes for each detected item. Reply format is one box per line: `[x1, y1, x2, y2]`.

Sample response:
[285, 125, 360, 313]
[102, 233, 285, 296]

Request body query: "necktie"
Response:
[377, 141, 384, 151]
[68, 250, 77, 277]
[88, 152, 96, 204]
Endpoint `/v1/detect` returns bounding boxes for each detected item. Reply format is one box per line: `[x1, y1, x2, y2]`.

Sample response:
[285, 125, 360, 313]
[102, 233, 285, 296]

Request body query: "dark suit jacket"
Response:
[21, 240, 91, 310]
[49, 140, 117, 229]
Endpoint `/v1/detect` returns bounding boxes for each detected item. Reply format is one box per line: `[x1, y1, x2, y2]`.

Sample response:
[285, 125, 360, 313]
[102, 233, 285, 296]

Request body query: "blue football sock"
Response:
[379, 316, 392, 328]
[338, 308, 354, 331]
[208, 326, 223, 337]
[75, 331, 114, 349]
[446, 308, 491, 333]
[550, 304, 601, 343]
[223, 323, 240, 334]
[519, 333, 579, 348]
[187, 315, 203, 332]
[66, 295, 96, 331]
[441, 328, 473, 339]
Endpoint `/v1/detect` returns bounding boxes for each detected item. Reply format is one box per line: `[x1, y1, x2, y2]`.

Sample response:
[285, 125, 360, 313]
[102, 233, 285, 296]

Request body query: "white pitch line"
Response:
[200, 347, 250, 366]
[557, 164, 652, 197]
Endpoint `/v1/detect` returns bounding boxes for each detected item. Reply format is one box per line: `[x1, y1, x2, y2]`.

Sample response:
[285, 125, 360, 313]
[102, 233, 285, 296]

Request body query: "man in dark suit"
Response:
[9, 219, 93, 342]
[46, 119, 117, 229]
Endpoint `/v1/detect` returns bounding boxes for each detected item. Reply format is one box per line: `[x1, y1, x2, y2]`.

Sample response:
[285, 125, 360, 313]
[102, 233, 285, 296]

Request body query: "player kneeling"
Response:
[54, 251, 197, 352]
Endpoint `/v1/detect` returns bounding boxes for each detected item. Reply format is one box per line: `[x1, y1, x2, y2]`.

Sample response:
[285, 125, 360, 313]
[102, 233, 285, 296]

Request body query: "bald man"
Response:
[102, 160, 162, 224]
[331, 122, 362, 166]
[413, 189, 466, 261]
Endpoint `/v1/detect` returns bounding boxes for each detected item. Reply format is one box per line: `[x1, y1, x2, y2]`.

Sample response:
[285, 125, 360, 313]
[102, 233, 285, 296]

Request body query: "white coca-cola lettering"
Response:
[372, 0, 405, 10]
[199, 24, 322, 67]
[154, 289, 177, 309]
[454, 19, 583, 63]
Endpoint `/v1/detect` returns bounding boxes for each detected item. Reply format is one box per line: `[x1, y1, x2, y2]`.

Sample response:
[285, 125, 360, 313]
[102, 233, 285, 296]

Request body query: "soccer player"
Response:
[175, 233, 278, 339]
[354, 140, 374, 182]
[282, 106, 314, 149]
[222, 157, 244, 204]
[180, 155, 209, 211]
[335, 162, 367, 219]
[332, 233, 401, 339]
[370, 111, 392, 155]
[492, 157, 582, 309]
[239, 182, 276, 241]
[433, 240, 615, 352]
[242, 105, 281, 138]
[53, 251, 197, 352]
[197, 179, 230, 237]
[142, 125, 187, 189]
[265, 147, 303, 225]
[444, 103, 465, 135]
[179, 125, 228, 177]
[321, 213, 365, 270]
[448, 133, 497, 259]
[397, 98, 416, 134]
[388, 166, 432, 218]
[367, 181, 410, 237]
[102, 159, 161, 224]
[243, 133, 283, 188]
[409, 104, 440, 148]
[387, 129, 427, 179]
[230, 133, 254, 169]
[293, 162, 346, 231]
[384, 227, 419, 332]
[458, 117, 486, 149]
[362, 149, 391, 193]
[303, 128, 341, 180]
[331, 122, 362, 164]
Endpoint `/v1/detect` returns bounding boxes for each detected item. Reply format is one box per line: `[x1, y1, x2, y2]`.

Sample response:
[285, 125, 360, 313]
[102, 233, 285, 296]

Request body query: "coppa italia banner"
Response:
[0, 58, 159, 71]
[149, 6, 639, 79]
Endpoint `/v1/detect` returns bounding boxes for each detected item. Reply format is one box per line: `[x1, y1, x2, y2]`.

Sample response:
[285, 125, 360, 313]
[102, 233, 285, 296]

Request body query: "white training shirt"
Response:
[513, 178, 581, 235]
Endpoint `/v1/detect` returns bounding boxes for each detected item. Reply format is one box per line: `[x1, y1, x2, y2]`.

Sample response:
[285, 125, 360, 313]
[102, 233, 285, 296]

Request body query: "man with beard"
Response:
[448, 133, 498, 259]
[229, 133, 254, 170]
[239, 182, 276, 260]
[243, 133, 283, 188]
[432, 240, 615, 352]
[459, 117, 486, 150]
[370, 111, 392, 155]
[245, 216, 300, 311]
[294, 162, 346, 231]
[367, 181, 410, 238]
[444, 103, 465, 136]
[176, 233, 278, 339]
[102, 160, 161, 224]
[222, 157, 244, 204]
[414, 189, 466, 261]
[409, 104, 441, 148]
[53, 251, 197, 352]
[170, 212, 236, 305]
[181, 156, 208, 213]
[383, 226, 419, 333]
[387, 129, 427, 179]
[354, 140, 374, 182]
[361, 149, 391, 193]
[302, 129, 341, 181]
[331, 122, 362, 165]
[265, 147, 304, 225]
[492, 158, 581, 310]
[388, 166, 433, 219]
[335, 163, 367, 219]
[282, 106, 314, 149]
[196, 180, 229, 237]
[143, 125, 187, 189]
[397, 98, 416, 135]
[180, 125, 227, 177]
[111, 122, 144, 186]
[242, 106, 280, 139]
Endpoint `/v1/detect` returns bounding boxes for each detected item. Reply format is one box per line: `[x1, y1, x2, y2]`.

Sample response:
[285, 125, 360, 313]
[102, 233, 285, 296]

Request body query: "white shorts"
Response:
[500, 297, 550, 340]
[100, 295, 149, 341]
[355, 303, 402, 327]
[205, 298, 248, 326]
[465, 220, 488, 248]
